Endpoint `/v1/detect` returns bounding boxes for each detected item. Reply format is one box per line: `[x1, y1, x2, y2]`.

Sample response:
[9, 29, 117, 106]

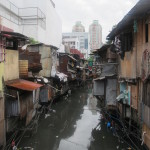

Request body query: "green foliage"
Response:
[87, 56, 93, 62]
[29, 37, 39, 44]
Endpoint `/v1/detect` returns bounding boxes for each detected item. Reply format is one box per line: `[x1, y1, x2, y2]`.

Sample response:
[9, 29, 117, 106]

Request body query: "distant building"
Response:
[62, 32, 89, 58]
[72, 21, 85, 32]
[63, 37, 80, 50]
[89, 20, 102, 50]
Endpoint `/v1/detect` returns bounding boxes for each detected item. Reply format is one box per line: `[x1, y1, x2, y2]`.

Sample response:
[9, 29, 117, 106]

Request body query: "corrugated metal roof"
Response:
[1, 31, 28, 40]
[6, 79, 43, 91]
[70, 49, 84, 59]
[68, 55, 77, 61]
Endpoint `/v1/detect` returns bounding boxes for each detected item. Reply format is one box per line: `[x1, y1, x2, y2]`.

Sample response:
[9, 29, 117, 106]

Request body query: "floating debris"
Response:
[116, 145, 119, 149]
[45, 114, 50, 119]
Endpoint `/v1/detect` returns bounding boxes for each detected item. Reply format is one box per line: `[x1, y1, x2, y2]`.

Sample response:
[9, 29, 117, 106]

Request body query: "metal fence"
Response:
[0, 0, 46, 29]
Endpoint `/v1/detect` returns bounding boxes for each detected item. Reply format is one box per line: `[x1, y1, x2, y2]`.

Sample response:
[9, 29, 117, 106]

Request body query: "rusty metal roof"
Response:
[1, 31, 28, 40]
[5, 79, 43, 91]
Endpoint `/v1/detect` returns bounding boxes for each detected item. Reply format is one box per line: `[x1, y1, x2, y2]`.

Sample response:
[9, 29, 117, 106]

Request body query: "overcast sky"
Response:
[54, 0, 139, 43]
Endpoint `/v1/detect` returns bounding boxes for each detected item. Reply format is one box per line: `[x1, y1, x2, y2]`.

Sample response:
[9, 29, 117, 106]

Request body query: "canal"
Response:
[19, 82, 130, 150]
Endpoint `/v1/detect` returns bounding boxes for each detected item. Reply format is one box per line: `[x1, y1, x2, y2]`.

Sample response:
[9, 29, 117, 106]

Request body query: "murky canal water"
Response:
[19, 82, 129, 150]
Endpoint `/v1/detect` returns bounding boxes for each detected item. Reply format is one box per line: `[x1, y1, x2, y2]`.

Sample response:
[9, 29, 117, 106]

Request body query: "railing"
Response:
[0, 0, 20, 24]
[50, 0, 55, 8]
[0, 0, 46, 29]
[19, 7, 46, 29]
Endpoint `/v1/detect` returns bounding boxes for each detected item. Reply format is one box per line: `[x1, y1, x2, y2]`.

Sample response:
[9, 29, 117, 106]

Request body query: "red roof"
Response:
[6, 79, 43, 91]
[70, 49, 84, 59]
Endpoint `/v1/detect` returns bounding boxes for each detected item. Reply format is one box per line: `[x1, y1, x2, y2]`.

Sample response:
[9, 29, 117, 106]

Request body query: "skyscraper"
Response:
[72, 21, 85, 32]
[89, 20, 102, 50]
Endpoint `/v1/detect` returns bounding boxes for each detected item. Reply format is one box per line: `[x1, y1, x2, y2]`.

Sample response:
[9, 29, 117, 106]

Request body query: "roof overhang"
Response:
[107, 0, 150, 40]
[68, 55, 77, 62]
[93, 74, 116, 81]
[5, 79, 43, 91]
[0, 31, 28, 40]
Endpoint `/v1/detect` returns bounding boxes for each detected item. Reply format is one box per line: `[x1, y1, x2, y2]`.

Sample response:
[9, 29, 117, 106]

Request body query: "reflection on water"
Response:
[57, 95, 100, 150]
[19, 82, 128, 150]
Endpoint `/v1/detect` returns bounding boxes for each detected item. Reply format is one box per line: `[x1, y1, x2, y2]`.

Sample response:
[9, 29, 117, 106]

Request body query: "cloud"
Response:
[54, 0, 139, 42]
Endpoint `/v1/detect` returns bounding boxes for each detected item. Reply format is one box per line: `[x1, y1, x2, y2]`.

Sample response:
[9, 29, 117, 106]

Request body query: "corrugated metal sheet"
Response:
[107, 48, 117, 59]
[6, 79, 43, 91]
[106, 79, 117, 106]
[19, 49, 42, 73]
[93, 80, 104, 96]
[126, 107, 131, 118]
[101, 64, 117, 77]
[131, 84, 138, 110]
[6, 99, 19, 117]
[143, 105, 150, 128]
[40, 87, 48, 103]
[19, 60, 28, 78]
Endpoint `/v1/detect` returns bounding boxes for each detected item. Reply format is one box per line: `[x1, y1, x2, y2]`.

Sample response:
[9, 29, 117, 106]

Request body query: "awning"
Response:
[93, 77, 105, 81]
[5, 79, 43, 91]
[93, 74, 116, 81]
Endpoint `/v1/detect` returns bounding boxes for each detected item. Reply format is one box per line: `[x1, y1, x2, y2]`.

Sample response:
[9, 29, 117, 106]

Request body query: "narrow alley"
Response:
[18, 83, 129, 150]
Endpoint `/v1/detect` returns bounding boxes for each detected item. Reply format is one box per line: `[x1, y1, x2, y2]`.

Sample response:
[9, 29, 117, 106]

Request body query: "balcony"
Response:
[0, 0, 46, 29]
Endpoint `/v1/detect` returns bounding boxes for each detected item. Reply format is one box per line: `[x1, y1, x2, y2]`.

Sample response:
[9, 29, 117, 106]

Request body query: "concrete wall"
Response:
[4, 50, 19, 81]
[39, 46, 52, 77]
[8, 0, 62, 48]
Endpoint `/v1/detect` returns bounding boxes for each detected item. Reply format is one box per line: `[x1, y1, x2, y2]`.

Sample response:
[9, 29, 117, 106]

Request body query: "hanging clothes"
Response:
[114, 36, 121, 53]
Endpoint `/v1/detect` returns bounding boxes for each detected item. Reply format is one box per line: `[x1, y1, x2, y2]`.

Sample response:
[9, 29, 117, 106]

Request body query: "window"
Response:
[121, 32, 133, 52]
[143, 81, 150, 107]
[145, 23, 149, 43]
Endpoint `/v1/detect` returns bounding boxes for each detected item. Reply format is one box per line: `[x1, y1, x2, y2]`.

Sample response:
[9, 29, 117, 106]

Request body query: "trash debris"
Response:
[45, 114, 50, 119]
[24, 147, 34, 149]
[53, 110, 56, 113]
[116, 145, 119, 149]
[48, 124, 54, 128]
[102, 136, 105, 139]
[56, 136, 59, 138]
[68, 90, 71, 95]
[74, 125, 77, 128]
[12, 146, 17, 150]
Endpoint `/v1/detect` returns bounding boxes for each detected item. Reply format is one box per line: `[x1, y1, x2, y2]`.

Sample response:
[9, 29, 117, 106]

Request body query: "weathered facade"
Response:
[93, 45, 118, 110]
[107, 0, 150, 148]
[58, 53, 77, 81]
[0, 31, 44, 148]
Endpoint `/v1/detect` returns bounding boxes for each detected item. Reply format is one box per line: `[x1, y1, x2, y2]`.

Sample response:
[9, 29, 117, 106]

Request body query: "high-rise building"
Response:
[89, 20, 102, 50]
[72, 21, 85, 32]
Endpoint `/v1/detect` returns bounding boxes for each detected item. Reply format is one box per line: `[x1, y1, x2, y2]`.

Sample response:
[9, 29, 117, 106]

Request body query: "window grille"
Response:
[0, 36, 6, 62]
